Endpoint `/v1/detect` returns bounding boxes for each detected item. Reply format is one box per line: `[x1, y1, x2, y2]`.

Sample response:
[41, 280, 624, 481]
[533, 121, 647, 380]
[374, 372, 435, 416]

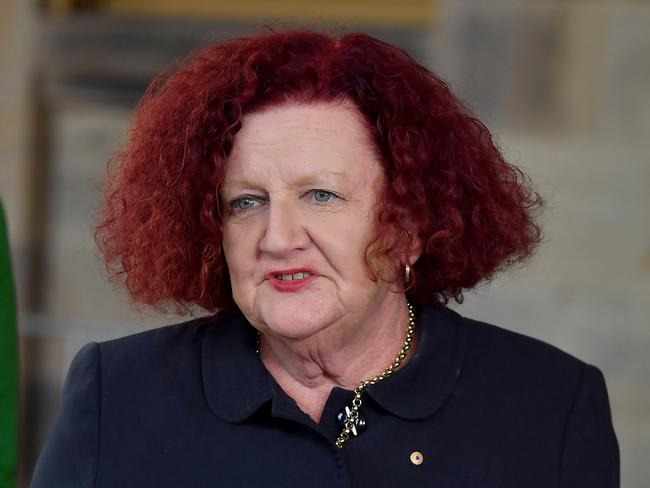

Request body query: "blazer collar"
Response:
[201, 312, 273, 423]
[201, 305, 468, 423]
[365, 305, 468, 420]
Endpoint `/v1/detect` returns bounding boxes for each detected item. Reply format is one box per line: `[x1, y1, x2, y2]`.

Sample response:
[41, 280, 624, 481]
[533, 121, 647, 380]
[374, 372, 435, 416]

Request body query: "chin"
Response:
[254, 294, 339, 340]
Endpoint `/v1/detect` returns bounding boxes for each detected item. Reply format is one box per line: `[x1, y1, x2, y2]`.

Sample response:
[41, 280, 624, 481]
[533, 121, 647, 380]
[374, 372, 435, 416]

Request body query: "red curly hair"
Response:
[95, 29, 543, 315]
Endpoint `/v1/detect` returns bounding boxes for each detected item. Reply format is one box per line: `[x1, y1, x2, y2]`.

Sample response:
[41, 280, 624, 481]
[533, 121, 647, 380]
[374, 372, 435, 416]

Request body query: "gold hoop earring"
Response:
[405, 264, 411, 283]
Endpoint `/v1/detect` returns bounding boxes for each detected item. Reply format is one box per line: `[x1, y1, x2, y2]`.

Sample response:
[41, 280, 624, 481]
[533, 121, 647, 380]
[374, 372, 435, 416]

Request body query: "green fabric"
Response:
[0, 199, 18, 488]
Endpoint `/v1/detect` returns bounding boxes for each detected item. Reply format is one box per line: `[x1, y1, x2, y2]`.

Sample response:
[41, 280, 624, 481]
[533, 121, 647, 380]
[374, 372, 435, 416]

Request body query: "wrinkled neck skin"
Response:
[259, 291, 417, 423]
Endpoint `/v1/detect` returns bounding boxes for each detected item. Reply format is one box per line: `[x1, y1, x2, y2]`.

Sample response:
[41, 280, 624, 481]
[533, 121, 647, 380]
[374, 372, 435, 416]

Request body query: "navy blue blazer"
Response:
[32, 306, 619, 487]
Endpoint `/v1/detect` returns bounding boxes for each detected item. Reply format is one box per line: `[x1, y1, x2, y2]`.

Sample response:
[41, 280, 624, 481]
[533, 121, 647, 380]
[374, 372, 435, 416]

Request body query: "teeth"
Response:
[275, 272, 312, 281]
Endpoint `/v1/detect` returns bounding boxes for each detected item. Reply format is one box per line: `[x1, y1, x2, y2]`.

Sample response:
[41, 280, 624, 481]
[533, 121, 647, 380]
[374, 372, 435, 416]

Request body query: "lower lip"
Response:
[268, 275, 318, 292]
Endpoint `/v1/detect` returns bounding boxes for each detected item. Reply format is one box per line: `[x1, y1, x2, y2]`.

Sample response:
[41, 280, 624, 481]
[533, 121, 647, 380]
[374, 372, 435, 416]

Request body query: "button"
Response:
[410, 451, 424, 465]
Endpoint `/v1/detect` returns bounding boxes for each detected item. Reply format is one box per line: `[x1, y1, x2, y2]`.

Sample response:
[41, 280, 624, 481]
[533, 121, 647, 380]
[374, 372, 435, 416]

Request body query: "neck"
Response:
[258, 293, 416, 422]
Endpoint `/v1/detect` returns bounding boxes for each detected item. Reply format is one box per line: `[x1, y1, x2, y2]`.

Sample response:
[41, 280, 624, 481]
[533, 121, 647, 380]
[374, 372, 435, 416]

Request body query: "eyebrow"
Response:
[222, 170, 346, 193]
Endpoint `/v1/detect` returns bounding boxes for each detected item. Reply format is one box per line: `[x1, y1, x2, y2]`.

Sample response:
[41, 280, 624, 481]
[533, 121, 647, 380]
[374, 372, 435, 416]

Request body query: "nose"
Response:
[258, 196, 310, 256]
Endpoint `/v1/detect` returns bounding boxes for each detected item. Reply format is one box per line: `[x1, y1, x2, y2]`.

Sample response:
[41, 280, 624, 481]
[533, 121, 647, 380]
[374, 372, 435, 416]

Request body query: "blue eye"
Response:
[229, 191, 337, 214]
[313, 190, 334, 203]
[231, 197, 260, 212]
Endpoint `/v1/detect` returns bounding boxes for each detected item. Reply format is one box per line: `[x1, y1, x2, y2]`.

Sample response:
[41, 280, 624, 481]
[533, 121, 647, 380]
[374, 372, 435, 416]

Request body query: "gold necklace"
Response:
[335, 301, 416, 448]
[255, 302, 417, 449]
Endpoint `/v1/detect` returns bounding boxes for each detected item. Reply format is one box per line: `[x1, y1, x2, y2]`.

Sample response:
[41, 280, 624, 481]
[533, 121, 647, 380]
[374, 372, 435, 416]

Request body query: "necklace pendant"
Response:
[337, 406, 367, 436]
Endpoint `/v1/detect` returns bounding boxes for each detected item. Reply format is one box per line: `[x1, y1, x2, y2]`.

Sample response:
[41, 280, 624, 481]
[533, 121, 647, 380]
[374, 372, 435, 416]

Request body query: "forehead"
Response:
[224, 102, 383, 186]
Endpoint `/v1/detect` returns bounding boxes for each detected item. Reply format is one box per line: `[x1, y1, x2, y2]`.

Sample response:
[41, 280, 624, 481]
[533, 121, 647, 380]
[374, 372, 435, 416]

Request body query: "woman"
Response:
[32, 30, 619, 487]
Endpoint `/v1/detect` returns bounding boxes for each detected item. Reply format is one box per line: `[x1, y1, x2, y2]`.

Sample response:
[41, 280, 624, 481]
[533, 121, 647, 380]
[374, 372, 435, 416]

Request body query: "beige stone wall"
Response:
[0, 0, 34, 289]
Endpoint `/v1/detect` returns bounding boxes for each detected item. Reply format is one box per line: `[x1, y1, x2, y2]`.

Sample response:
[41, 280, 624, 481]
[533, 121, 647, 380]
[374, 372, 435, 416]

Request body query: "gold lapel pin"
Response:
[410, 451, 424, 465]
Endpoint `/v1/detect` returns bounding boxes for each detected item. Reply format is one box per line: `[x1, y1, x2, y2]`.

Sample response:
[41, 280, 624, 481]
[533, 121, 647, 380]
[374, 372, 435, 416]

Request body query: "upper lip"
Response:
[264, 267, 318, 280]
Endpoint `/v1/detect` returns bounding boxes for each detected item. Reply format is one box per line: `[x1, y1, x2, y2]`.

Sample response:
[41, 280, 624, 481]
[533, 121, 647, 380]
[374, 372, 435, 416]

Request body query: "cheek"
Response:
[222, 224, 256, 280]
[221, 225, 235, 267]
[310, 214, 376, 278]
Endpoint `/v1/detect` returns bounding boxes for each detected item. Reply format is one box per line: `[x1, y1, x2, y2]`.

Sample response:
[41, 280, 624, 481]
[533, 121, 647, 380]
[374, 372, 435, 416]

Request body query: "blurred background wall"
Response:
[0, 0, 648, 486]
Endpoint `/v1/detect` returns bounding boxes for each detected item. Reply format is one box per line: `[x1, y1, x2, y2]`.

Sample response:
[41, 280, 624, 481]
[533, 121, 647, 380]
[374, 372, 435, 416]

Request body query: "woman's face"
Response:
[221, 102, 395, 340]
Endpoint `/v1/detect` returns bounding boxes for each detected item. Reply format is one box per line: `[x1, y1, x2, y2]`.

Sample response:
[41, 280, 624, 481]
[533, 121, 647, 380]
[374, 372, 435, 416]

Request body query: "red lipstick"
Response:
[264, 267, 319, 292]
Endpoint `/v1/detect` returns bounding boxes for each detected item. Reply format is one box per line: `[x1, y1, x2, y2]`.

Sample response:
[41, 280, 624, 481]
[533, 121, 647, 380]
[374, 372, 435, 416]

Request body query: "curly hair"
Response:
[95, 29, 543, 315]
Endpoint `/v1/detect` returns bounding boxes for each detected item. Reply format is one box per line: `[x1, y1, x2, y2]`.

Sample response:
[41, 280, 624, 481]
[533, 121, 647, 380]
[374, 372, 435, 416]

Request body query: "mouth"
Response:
[264, 267, 318, 280]
[273, 271, 313, 281]
[264, 267, 318, 292]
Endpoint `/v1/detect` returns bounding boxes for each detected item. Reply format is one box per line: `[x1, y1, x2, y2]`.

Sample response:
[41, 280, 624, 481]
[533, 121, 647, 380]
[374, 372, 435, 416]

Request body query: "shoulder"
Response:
[94, 312, 240, 389]
[97, 311, 249, 367]
[32, 313, 242, 487]
[451, 309, 587, 384]
[434, 307, 597, 420]
[32, 343, 101, 487]
[446, 309, 619, 485]
[100, 313, 219, 352]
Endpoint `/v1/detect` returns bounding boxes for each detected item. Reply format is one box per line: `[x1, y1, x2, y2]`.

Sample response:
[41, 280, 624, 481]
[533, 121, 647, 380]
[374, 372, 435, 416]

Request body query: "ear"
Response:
[401, 229, 422, 267]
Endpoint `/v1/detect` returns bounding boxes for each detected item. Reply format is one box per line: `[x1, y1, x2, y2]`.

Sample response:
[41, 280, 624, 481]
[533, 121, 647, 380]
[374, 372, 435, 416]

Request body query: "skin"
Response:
[221, 101, 419, 422]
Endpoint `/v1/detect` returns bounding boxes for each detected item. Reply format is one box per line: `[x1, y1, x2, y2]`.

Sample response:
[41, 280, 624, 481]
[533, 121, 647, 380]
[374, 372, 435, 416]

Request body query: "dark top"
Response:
[32, 306, 619, 487]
